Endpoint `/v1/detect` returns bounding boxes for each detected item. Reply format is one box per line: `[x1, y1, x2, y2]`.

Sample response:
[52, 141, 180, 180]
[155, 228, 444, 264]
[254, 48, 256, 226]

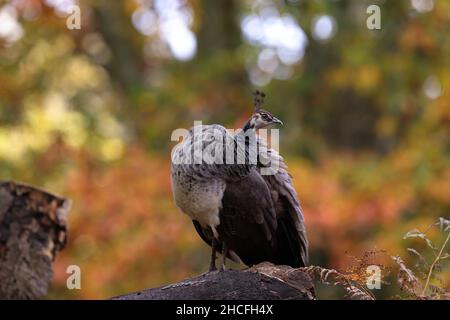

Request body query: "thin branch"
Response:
[421, 230, 450, 296]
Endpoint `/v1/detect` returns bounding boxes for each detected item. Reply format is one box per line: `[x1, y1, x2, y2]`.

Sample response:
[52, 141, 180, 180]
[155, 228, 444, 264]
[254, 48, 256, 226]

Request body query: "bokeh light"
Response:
[132, 0, 197, 61]
[312, 15, 336, 41]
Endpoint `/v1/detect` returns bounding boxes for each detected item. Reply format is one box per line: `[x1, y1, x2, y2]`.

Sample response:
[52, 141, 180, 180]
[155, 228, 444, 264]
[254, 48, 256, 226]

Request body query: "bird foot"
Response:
[209, 264, 217, 272]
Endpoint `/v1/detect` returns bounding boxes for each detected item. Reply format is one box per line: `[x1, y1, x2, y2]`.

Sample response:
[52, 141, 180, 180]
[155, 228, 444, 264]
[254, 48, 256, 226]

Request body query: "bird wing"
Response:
[217, 167, 278, 266]
[256, 137, 309, 266]
[172, 124, 252, 182]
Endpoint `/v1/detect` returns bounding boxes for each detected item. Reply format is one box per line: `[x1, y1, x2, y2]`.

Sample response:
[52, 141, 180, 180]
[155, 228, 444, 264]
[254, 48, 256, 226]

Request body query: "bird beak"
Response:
[272, 117, 283, 126]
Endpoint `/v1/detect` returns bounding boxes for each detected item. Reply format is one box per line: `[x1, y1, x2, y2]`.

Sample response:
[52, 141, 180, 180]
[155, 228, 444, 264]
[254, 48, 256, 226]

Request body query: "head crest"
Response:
[253, 90, 266, 112]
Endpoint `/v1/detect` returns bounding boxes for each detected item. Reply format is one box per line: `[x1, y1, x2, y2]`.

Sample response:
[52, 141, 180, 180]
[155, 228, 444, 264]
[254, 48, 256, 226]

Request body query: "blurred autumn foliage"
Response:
[0, 0, 448, 299]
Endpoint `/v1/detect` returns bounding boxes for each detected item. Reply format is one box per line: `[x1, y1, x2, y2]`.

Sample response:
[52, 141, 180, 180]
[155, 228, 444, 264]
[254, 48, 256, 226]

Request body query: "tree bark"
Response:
[0, 181, 70, 299]
[112, 263, 315, 300]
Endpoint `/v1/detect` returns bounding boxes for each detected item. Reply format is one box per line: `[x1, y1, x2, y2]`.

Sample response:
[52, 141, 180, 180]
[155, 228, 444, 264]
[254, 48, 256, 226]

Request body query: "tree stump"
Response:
[112, 263, 315, 300]
[0, 181, 70, 299]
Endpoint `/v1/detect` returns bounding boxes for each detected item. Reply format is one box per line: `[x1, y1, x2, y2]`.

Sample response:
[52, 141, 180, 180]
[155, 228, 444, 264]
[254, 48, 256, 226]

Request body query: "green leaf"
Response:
[437, 217, 450, 232]
[403, 229, 436, 250]
[425, 238, 436, 250]
[403, 229, 425, 239]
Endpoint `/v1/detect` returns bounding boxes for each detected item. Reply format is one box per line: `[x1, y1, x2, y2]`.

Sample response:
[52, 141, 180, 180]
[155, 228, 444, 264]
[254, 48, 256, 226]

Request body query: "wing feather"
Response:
[217, 168, 278, 266]
[257, 137, 309, 266]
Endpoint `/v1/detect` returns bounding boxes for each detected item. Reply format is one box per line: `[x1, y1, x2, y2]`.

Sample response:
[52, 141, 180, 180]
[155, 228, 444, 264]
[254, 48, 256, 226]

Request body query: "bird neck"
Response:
[242, 120, 254, 132]
[238, 122, 257, 152]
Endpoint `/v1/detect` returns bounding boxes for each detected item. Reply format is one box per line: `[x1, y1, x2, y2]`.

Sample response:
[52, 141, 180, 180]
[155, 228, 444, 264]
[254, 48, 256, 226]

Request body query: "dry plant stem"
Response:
[421, 231, 450, 296]
[299, 266, 375, 300]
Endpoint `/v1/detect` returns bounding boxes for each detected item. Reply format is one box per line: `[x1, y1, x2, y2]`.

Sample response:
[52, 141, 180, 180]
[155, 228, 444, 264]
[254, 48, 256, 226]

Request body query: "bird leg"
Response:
[219, 242, 228, 271]
[209, 237, 217, 272]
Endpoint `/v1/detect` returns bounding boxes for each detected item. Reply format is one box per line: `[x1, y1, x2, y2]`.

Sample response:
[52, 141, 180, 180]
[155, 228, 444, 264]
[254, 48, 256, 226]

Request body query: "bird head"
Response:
[244, 90, 283, 131]
[248, 109, 283, 129]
